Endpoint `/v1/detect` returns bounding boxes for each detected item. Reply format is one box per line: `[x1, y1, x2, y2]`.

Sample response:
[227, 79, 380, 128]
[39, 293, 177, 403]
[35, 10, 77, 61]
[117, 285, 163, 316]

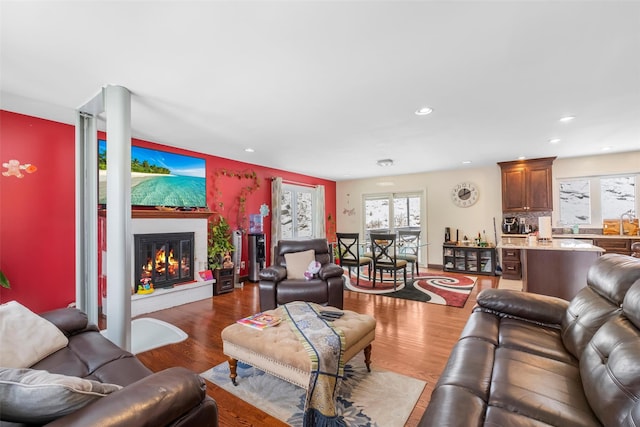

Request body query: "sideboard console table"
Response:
[443, 244, 496, 276]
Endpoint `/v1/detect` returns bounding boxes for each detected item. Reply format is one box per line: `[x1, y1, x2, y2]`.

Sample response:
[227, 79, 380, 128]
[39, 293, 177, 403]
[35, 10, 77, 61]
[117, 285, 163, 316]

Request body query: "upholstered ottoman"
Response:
[221, 304, 376, 388]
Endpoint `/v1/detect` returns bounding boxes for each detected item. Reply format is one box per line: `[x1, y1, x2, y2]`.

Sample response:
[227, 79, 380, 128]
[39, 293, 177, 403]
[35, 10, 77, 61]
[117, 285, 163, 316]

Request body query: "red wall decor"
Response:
[210, 167, 261, 230]
[2, 159, 38, 178]
[0, 110, 336, 312]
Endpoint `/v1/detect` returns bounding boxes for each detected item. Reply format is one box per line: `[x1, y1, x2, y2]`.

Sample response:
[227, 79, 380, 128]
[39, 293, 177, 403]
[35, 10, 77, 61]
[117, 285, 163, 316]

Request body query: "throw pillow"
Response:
[0, 300, 69, 368]
[284, 249, 316, 280]
[0, 367, 122, 423]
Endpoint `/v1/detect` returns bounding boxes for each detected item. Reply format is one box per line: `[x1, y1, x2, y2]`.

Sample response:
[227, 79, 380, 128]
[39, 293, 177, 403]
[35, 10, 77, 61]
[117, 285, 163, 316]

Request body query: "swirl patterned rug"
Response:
[201, 352, 426, 427]
[343, 269, 477, 308]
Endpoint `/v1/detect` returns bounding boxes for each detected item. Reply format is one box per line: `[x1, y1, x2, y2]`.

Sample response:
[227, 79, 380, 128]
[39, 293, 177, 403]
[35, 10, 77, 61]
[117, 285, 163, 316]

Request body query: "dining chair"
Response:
[396, 230, 421, 278]
[369, 232, 407, 290]
[363, 228, 390, 259]
[336, 233, 372, 286]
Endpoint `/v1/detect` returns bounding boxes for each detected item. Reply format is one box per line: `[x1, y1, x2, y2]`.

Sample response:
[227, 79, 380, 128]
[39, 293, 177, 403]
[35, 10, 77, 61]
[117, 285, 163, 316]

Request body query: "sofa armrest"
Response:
[318, 263, 344, 280]
[46, 367, 213, 427]
[39, 308, 98, 336]
[258, 265, 287, 282]
[475, 289, 569, 326]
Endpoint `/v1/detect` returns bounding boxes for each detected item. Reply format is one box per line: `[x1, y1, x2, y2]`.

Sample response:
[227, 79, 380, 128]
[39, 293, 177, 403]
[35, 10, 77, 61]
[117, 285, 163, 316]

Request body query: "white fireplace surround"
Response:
[129, 218, 213, 316]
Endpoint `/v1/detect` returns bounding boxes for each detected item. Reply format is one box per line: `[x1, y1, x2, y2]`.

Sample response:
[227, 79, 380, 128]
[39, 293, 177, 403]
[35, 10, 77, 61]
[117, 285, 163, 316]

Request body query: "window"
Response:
[280, 184, 316, 239]
[601, 176, 635, 219]
[364, 196, 389, 231]
[363, 192, 422, 235]
[558, 174, 637, 226]
[559, 179, 591, 225]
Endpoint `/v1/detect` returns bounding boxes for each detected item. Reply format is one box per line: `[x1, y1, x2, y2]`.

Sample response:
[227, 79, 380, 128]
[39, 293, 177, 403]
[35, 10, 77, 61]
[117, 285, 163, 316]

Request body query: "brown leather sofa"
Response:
[258, 238, 344, 311]
[420, 253, 640, 427]
[1, 307, 218, 427]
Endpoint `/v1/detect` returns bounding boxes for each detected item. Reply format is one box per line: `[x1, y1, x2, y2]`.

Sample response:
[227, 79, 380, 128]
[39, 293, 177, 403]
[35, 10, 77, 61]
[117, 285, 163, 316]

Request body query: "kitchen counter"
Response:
[498, 238, 604, 252]
[498, 238, 605, 301]
[502, 233, 639, 239]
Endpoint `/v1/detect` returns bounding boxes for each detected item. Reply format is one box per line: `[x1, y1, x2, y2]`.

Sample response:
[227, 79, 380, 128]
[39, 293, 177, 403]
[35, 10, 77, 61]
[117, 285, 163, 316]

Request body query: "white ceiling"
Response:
[1, 1, 639, 181]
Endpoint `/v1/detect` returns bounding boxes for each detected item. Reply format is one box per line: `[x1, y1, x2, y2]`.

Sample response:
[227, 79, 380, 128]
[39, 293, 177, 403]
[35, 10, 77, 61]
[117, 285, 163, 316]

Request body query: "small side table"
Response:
[214, 267, 234, 295]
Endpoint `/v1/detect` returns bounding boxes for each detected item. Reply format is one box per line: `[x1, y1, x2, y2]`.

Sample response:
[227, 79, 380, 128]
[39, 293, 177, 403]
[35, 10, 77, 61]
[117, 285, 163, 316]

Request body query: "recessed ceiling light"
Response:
[559, 116, 575, 123]
[602, 146, 612, 151]
[462, 160, 472, 164]
[244, 148, 255, 153]
[376, 158, 394, 167]
[517, 156, 526, 160]
[415, 106, 433, 116]
[549, 138, 561, 144]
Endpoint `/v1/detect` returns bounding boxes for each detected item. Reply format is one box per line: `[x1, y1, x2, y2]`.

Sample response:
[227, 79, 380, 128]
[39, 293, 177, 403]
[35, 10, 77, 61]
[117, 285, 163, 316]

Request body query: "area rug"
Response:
[342, 268, 407, 294]
[201, 353, 426, 427]
[344, 270, 477, 308]
[101, 318, 188, 354]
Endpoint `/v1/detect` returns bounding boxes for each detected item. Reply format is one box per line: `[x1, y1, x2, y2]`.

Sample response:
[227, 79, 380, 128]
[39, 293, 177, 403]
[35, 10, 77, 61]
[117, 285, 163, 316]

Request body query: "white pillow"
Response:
[0, 367, 122, 423]
[284, 249, 316, 280]
[0, 300, 69, 368]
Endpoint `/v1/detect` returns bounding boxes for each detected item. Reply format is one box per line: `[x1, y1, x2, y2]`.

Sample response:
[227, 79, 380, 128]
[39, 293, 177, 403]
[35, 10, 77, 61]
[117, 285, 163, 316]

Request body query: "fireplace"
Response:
[134, 232, 195, 291]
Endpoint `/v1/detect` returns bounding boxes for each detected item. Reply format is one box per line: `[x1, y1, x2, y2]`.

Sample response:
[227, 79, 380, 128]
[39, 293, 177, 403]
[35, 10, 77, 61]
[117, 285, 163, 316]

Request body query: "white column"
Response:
[104, 85, 132, 350]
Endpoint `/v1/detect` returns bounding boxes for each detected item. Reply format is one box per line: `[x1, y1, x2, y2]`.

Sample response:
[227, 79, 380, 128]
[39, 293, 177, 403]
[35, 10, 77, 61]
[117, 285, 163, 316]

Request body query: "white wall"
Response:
[336, 151, 640, 266]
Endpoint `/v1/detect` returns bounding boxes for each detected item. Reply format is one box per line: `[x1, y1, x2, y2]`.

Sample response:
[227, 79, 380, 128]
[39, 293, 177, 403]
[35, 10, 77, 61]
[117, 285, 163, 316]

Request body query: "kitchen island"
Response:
[498, 238, 604, 300]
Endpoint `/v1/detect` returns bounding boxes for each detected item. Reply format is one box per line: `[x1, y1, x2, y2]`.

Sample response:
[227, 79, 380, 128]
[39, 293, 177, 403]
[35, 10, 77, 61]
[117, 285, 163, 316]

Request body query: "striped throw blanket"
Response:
[283, 302, 346, 427]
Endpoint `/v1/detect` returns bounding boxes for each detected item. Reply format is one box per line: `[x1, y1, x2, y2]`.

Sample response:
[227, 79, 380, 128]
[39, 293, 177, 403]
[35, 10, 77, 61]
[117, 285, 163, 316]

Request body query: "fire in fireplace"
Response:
[134, 232, 195, 291]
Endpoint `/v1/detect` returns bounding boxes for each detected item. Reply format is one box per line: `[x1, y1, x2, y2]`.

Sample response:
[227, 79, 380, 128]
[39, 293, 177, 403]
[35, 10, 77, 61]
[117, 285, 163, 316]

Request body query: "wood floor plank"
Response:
[125, 269, 499, 426]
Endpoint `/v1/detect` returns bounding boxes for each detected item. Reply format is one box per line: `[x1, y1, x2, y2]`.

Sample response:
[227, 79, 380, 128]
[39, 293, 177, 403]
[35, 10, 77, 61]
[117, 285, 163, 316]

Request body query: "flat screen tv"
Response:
[98, 140, 207, 208]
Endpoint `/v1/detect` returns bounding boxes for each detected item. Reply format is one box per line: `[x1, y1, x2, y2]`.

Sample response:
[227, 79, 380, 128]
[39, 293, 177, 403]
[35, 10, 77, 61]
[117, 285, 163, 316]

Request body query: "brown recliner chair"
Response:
[258, 238, 345, 311]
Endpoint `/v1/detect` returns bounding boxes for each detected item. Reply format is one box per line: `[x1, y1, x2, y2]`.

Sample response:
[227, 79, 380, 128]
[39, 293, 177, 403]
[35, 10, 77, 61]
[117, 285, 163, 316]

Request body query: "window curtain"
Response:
[271, 177, 283, 264]
[315, 184, 326, 238]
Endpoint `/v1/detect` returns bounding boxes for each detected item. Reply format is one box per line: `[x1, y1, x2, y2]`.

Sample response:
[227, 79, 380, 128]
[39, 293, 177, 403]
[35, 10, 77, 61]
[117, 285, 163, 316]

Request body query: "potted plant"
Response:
[208, 215, 235, 270]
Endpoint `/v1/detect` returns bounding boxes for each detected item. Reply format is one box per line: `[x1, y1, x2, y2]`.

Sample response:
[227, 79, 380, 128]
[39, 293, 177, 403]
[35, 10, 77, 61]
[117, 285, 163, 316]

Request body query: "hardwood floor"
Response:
[131, 270, 499, 426]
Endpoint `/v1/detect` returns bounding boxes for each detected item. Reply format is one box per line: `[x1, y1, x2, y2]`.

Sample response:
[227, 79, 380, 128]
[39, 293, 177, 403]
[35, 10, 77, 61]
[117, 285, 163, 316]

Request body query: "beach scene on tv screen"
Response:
[98, 140, 207, 208]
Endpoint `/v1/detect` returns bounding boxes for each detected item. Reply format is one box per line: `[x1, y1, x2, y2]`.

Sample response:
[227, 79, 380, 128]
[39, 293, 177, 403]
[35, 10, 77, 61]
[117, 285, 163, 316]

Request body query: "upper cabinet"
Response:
[498, 157, 556, 212]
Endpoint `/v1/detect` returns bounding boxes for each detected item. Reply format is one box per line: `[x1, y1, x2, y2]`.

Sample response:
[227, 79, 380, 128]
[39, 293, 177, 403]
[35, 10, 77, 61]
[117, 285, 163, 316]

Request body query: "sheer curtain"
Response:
[270, 177, 283, 263]
[315, 185, 326, 238]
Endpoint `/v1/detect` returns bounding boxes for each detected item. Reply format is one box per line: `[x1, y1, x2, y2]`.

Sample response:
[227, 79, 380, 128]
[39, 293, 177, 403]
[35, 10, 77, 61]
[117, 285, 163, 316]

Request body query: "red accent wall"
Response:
[0, 111, 336, 312]
[0, 111, 76, 312]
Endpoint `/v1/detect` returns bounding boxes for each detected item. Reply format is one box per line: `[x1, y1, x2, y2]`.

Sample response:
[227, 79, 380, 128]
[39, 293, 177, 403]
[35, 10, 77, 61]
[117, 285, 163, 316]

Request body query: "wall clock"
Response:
[451, 182, 479, 207]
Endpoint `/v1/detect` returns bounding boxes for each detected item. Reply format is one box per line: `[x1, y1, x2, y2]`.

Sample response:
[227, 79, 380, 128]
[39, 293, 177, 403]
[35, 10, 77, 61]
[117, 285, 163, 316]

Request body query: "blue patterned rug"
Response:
[201, 353, 426, 426]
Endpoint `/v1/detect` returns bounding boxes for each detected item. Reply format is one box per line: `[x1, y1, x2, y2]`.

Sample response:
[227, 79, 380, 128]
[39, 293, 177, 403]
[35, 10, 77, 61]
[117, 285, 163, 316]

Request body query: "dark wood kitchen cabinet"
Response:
[501, 247, 522, 280]
[593, 238, 639, 256]
[498, 157, 556, 212]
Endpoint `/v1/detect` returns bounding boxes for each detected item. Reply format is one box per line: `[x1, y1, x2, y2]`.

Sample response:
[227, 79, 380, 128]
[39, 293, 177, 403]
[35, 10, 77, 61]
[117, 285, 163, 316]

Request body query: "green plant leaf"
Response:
[0, 271, 10, 289]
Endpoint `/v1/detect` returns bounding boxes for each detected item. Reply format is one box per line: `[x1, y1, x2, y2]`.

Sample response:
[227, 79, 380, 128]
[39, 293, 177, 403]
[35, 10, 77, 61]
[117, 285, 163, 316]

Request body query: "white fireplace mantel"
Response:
[129, 217, 212, 316]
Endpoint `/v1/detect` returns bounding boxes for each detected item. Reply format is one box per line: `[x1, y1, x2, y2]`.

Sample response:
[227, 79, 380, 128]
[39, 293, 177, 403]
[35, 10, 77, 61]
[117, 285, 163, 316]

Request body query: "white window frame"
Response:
[557, 173, 638, 227]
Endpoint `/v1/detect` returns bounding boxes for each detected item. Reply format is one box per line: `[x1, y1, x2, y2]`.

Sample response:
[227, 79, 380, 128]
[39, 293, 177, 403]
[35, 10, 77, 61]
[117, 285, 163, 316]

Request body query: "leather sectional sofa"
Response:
[1, 307, 218, 427]
[420, 253, 640, 426]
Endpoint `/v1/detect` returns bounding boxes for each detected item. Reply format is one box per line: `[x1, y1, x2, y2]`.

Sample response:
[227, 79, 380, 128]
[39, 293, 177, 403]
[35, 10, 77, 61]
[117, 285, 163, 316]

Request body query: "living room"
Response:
[2, 2, 640, 426]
